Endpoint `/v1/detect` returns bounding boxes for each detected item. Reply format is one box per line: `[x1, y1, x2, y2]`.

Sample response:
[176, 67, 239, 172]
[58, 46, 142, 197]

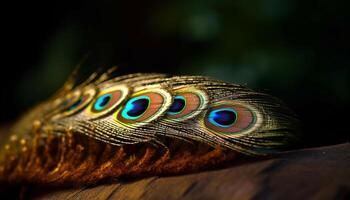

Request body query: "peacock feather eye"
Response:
[203, 101, 261, 137]
[60, 90, 81, 108]
[67, 96, 84, 111]
[86, 85, 129, 119]
[114, 88, 172, 127]
[55, 88, 96, 118]
[166, 87, 208, 121]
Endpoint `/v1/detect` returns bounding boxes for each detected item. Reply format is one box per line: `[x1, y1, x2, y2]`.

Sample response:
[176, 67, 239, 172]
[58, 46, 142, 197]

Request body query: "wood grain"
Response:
[24, 143, 349, 200]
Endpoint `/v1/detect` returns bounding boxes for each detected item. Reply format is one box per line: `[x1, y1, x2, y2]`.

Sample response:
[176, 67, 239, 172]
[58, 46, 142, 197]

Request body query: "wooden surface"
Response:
[25, 143, 350, 200]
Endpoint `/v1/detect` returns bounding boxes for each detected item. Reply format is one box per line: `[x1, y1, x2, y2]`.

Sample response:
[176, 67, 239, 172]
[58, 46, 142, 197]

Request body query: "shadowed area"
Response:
[0, 1, 348, 199]
[23, 143, 350, 200]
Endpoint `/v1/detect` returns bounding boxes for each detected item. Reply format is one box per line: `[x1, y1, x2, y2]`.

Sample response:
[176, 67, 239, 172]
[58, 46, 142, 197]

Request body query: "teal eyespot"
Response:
[93, 94, 112, 111]
[67, 97, 83, 111]
[87, 85, 129, 118]
[167, 96, 186, 115]
[121, 96, 150, 120]
[208, 108, 237, 128]
[204, 101, 258, 136]
[114, 89, 172, 127]
[54, 88, 96, 119]
[165, 87, 208, 121]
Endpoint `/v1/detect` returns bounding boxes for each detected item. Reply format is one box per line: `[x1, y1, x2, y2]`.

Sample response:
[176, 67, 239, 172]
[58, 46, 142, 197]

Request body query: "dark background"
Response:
[0, 0, 349, 147]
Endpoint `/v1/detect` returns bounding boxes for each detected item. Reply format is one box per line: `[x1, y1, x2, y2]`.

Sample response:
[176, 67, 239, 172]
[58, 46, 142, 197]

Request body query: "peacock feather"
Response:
[0, 68, 299, 186]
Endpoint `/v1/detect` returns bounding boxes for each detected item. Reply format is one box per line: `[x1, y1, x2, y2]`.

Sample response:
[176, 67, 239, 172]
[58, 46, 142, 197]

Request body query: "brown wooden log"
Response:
[23, 143, 349, 200]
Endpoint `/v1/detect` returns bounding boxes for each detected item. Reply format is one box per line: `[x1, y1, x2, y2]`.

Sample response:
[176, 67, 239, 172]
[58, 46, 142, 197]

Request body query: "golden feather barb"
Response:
[0, 70, 299, 185]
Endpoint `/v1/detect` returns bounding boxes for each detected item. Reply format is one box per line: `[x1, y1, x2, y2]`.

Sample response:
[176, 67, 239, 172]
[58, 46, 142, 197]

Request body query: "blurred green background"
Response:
[1, 0, 349, 147]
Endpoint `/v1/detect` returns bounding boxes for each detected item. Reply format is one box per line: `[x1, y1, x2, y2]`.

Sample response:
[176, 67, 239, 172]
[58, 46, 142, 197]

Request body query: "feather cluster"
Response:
[0, 69, 299, 185]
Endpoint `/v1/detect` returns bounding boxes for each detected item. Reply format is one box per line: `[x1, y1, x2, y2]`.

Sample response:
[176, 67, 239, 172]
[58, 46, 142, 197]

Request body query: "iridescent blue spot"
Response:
[208, 108, 237, 128]
[67, 97, 82, 111]
[121, 96, 150, 120]
[94, 94, 112, 111]
[168, 96, 186, 115]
